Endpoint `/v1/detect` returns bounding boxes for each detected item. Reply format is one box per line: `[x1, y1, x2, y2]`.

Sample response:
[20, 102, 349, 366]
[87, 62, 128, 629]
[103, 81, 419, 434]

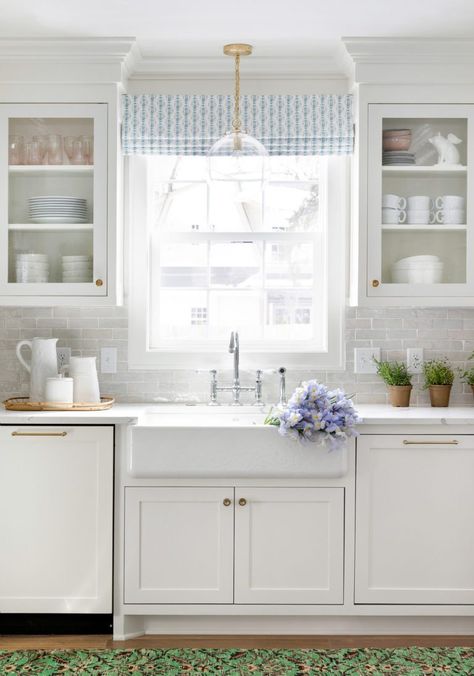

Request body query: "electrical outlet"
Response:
[101, 347, 117, 374]
[407, 347, 423, 374]
[56, 347, 71, 371]
[354, 347, 380, 374]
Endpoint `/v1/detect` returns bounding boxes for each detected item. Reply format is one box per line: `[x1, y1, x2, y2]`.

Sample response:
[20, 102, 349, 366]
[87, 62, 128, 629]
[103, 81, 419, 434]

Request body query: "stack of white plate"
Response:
[391, 255, 443, 284]
[16, 253, 49, 283]
[28, 196, 88, 224]
[62, 255, 93, 283]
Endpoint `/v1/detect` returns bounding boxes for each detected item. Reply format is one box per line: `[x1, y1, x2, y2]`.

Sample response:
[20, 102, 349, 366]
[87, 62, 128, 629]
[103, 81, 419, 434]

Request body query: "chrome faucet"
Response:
[278, 367, 287, 407]
[209, 331, 264, 406]
[229, 331, 240, 405]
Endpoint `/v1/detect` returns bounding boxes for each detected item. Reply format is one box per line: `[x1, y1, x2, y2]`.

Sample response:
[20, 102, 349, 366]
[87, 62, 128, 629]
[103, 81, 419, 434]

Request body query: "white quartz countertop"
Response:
[1, 402, 474, 426]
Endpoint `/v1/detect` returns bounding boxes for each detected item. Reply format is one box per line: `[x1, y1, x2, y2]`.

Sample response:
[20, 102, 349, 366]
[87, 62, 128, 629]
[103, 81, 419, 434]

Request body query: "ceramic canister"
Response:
[45, 374, 74, 403]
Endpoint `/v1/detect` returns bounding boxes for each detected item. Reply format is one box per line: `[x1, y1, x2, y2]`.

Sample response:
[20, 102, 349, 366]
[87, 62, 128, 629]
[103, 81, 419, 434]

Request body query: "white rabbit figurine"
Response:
[428, 132, 463, 166]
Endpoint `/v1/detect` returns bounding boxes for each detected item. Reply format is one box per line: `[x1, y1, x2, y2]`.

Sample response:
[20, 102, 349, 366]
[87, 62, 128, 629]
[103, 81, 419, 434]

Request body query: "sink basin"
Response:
[129, 406, 350, 479]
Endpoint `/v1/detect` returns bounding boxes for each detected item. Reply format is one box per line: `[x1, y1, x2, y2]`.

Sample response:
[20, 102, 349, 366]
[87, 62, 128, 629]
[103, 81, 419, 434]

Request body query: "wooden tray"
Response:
[3, 396, 115, 412]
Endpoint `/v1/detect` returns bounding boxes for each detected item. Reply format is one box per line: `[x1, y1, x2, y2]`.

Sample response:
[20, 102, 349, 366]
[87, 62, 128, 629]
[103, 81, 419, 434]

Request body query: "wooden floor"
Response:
[1, 635, 474, 650]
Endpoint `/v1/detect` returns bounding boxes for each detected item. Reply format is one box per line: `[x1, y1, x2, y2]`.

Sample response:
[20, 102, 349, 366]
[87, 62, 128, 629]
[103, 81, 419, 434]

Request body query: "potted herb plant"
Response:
[459, 352, 474, 399]
[422, 358, 455, 407]
[374, 359, 413, 407]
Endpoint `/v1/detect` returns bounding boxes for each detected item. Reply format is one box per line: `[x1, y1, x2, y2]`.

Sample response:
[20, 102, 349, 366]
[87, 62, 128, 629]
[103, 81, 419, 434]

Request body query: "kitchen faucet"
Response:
[209, 331, 263, 406]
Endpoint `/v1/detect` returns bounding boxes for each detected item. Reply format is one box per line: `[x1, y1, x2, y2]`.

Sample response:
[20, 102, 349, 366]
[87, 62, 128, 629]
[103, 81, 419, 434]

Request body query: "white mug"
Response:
[382, 207, 406, 224]
[435, 195, 465, 210]
[406, 210, 436, 225]
[407, 195, 434, 210]
[382, 194, 406, 210]
[435, 209, 465, 225]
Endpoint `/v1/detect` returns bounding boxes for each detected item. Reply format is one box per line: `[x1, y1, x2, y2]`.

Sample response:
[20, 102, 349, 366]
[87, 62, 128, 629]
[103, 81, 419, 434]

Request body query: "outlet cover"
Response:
[56, 347, 71, 371]
[407, 347, 423, 374]
[101, 347, 117, 374]
[354, 347, 380, 374]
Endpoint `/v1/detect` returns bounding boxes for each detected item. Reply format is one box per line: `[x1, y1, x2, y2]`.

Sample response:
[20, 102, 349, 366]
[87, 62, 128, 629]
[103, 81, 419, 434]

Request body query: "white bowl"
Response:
[16, 263, 49, 272]
[395, 255, 439, 265]
[392, 265, 443, 284]
[16, 253, 49, 262]
[62, 262, 93, 270]
[61, 255, 92, 262]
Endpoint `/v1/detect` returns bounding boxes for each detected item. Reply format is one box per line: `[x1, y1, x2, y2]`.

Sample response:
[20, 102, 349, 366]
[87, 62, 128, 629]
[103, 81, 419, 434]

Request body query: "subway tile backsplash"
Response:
[2, 304, 474, 407]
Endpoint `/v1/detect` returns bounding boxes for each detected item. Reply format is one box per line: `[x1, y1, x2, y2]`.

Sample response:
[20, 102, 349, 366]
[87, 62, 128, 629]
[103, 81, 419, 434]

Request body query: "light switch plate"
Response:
[101, 347, 117, 374]
[354, 347, 380, 374]
[407, 347, 423, 374]
[56, 347, 71, 371]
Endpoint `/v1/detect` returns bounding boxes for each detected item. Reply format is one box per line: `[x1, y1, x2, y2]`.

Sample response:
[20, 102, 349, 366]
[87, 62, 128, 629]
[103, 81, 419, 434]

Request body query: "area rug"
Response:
[0, 647, 473, 674]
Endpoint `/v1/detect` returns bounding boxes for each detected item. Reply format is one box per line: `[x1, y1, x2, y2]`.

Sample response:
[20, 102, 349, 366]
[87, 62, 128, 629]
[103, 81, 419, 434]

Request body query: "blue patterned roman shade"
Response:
[122, 94, 353, 156]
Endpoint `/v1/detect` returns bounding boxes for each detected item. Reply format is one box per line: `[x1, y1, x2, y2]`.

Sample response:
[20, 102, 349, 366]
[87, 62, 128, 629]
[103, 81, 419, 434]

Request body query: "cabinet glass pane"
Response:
[379, 114, 468, 287]
[7, 117, 95, 284]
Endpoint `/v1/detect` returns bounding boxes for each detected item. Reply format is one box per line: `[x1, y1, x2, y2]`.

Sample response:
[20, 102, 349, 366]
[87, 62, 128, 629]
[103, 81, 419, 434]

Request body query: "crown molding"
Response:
[0, 37, 140, 84]
[342, 37, 474, 84]
[130, 55, 347, 81]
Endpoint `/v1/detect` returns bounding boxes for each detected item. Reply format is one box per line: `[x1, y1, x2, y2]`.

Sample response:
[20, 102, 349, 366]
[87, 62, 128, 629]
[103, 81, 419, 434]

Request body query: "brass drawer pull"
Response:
[238, 498, 247, 506]
[403, 439, 459, 445]
[223, 498, 232, 507]
[11, 431, 68, 437]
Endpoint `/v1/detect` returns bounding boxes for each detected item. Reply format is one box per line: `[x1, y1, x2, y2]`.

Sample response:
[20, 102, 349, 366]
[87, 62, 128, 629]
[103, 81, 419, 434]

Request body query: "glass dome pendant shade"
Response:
[208, 43, 268, 182]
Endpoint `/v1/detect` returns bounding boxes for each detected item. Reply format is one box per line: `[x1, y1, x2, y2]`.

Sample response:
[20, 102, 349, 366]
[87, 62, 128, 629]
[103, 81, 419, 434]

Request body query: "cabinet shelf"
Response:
[382, 165, 467, 178]
[9, 165, 93, 177]
[9, 223, 93, 232]
[382, 224, 467, 232]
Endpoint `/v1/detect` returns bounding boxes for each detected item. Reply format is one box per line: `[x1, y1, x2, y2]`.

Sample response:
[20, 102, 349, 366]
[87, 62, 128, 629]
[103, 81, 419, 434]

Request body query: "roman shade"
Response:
[122, 94, 353, 155]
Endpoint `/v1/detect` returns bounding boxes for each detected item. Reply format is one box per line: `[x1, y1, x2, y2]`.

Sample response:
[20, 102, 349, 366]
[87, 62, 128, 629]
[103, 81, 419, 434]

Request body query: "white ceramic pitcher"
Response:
[16, 337, 58, 401]
[69, 356, 100, 403]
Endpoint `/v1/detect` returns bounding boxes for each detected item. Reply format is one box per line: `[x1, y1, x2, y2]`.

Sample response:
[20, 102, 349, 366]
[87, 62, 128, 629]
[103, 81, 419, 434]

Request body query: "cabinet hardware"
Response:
[403, 439, 459, 445]
[95, 279, 104, 287]
[11, 431, 68, 437]
[223, 498, 232, 506]
[371, 279, 380, 288]
[238, 498, 247, 506]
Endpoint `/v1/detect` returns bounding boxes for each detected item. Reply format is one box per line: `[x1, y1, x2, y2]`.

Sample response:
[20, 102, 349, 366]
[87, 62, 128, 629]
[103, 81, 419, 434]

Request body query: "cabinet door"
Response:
[355, 435, 474, 604]
[124, 487, 234, 604]
[0, 425, 113, 613]
[234, 487, 344, 604]
[0, 103, 108, 301]
[367, 103, 474, 301]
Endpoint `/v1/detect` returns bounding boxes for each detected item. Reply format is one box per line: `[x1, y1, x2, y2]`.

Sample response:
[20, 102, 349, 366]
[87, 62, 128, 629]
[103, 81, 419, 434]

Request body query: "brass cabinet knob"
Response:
[238, 498, 247, 506]
[371, 279, 380, 288]
[223, 498, 231, 507]
[95, 279, 104, 287]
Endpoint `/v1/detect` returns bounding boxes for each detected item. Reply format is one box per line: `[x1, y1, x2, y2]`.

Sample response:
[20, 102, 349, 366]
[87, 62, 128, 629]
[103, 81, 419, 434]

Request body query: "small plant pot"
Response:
[388, 385, 412, 407]
[429, 384, 452, 407]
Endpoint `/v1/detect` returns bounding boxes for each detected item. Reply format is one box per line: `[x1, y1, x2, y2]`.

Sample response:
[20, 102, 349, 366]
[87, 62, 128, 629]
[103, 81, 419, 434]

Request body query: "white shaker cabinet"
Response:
[352, 101, 474, 306]
[0, 102, 120, 305]
[124, 486, 345, 606]
[355, 434, 474, 604]
[234, 487, 344, 604]
[0, 425, 113, 613]
[124, 487, 234, 604]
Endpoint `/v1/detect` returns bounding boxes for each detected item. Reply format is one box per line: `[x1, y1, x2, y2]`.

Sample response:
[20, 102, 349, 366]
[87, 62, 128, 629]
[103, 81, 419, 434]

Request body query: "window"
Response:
[128, 155, 347, 369]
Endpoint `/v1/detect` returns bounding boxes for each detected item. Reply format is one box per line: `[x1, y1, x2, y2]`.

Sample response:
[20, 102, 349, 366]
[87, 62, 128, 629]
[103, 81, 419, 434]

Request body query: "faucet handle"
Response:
[256, 369, 263, 381]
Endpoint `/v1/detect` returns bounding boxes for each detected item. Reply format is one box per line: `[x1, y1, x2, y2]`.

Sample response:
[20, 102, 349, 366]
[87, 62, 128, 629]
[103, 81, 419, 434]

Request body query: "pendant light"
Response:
[208, 43, 268, 182]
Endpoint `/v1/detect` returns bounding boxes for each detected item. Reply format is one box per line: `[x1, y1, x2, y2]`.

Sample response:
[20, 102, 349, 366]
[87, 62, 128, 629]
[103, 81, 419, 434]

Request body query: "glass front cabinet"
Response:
[364, 103, 474, 304]
[0, 103, 113, 304]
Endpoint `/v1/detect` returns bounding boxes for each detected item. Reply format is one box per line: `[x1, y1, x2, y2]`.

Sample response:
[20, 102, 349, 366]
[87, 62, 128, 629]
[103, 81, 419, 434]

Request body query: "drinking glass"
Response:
[46, 134, 63, 164]
[8, 135, 24, 165]
[32, 135, 48, 163]
[81, 136, 93, 164]
[25, 140, 42, 165]
[70, 138, 85, 165]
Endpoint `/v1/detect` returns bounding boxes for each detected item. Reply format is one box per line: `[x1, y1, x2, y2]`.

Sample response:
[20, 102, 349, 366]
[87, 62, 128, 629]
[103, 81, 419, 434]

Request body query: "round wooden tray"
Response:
[3, 396, 115, 412]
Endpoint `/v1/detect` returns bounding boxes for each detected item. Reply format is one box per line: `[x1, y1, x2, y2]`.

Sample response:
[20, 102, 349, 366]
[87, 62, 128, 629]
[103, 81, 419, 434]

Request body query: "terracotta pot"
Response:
[388, 385, 412, 407]
[429, 384, 452, 407]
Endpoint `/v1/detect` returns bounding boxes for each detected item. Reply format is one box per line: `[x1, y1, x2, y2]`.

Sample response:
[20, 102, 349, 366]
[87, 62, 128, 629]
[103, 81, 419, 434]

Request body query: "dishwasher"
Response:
[0, 425, 113, 633]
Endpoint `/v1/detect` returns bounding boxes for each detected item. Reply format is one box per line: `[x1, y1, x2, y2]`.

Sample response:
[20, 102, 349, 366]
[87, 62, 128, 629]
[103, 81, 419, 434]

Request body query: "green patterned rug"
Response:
[0, 647, 473, 674]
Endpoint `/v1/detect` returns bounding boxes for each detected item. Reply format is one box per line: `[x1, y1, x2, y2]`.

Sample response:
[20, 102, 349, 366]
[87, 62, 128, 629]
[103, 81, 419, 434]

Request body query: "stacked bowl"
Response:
[61, 255, 93, 283]
[16, 253, 49, 283]
[391, 255, 443, 284]
[383, 129, 415, 165]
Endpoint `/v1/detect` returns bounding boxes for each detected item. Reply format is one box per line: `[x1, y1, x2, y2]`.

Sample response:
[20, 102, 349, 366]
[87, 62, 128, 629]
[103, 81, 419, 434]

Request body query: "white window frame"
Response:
[127, 155, 347, 370]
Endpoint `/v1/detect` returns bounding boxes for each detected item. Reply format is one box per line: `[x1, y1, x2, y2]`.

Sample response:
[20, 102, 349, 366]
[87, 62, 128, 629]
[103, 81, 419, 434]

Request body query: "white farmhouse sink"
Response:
[128, 406, 350, 479]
